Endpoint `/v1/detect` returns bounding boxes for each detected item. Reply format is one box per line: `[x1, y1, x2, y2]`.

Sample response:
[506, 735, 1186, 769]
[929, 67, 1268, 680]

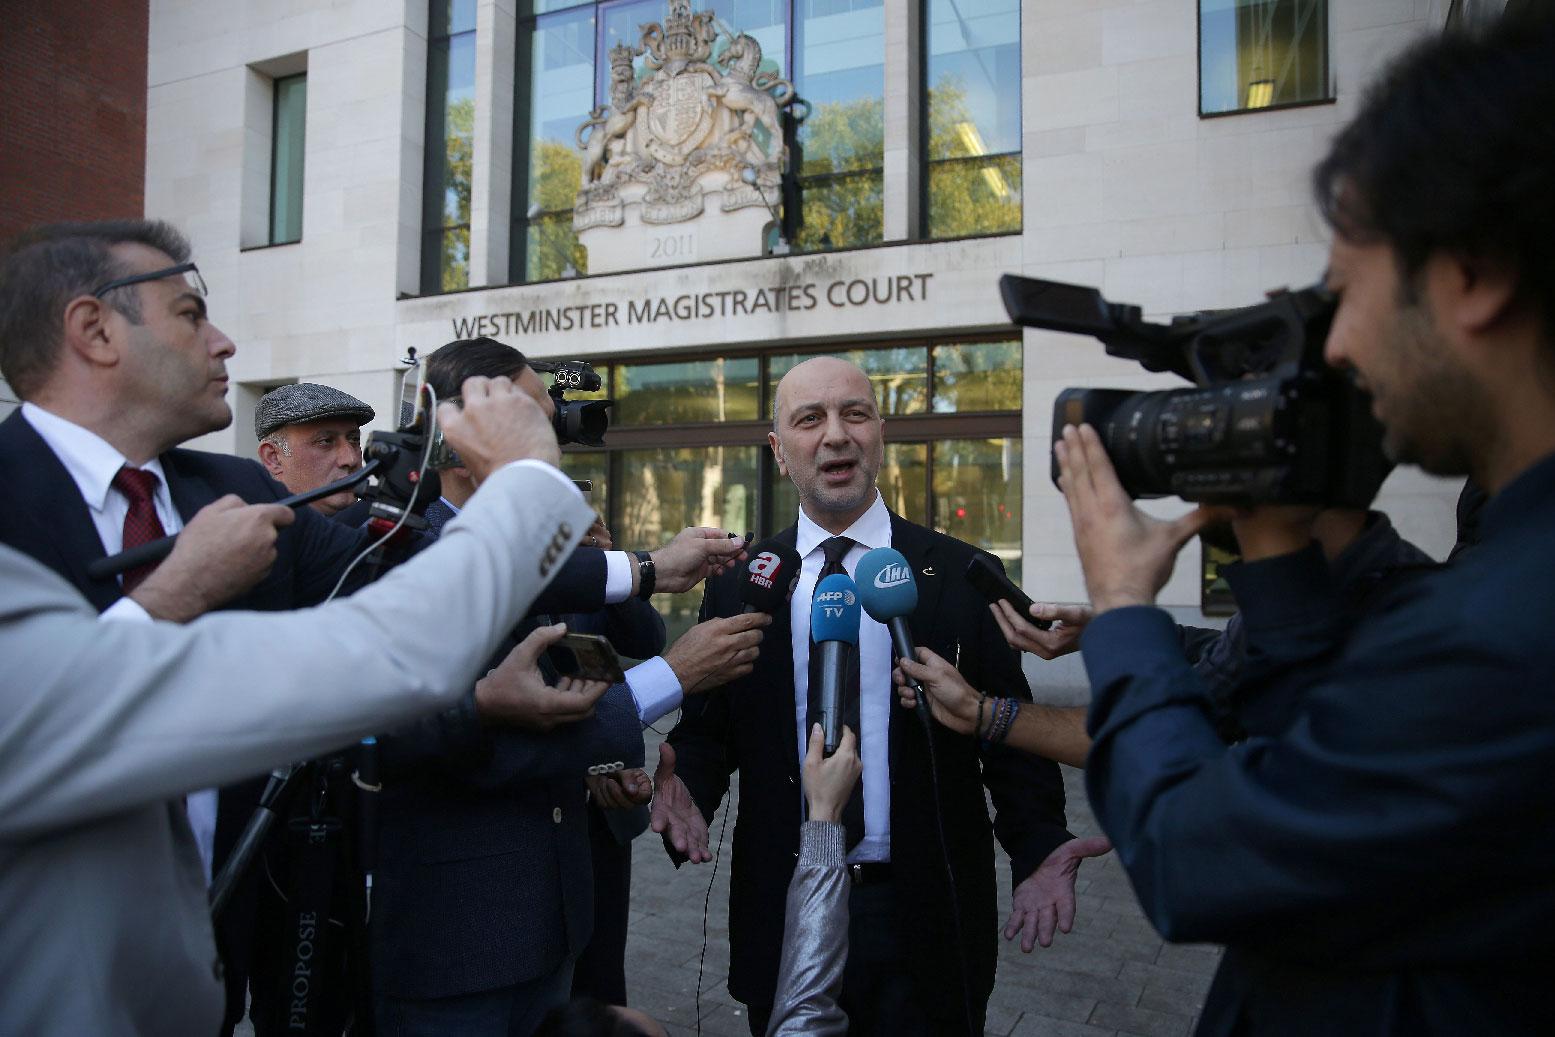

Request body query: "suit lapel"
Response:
[160, 449, 223, 524]
[889, 513, 944, 650]
[0, 411, 121, 611]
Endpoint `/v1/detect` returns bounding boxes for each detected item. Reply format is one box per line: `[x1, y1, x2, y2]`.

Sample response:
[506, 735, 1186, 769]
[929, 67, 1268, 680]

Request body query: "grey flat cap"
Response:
[255, 383, 376, 440]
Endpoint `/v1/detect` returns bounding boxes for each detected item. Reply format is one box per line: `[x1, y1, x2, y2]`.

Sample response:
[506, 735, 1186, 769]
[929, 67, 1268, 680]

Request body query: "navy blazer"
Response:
[368, 498, 646, 1000]
[1081, 455, 1555, 1035]
[666, 514, 1072, 1033]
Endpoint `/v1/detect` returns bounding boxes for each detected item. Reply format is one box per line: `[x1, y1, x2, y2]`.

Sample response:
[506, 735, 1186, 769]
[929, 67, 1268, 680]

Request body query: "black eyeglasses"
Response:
[91, 262, 208, 300]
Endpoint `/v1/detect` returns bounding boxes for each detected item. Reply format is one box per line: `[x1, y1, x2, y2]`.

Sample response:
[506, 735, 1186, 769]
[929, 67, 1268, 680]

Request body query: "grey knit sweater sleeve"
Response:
[767, 821, 851, 1036]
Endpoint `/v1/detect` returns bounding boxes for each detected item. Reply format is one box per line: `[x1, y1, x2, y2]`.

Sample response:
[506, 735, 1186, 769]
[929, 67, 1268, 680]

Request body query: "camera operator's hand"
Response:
[438, 375, 560, 480]
[642, 527, 748, 595]
[803, 723, 862, 823]
[1056, 423, 1226, 614]
[587, 768, 652, 809]
[474, 623, 609, 730]
[663, 612, 771, 695]
[991, 600, 1093, 660]
[130, 496, 295, 622]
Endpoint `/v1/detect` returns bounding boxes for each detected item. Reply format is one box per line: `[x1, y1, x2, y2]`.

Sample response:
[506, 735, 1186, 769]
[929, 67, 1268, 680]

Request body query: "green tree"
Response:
[924, 75, 1021, 238]
[793, 95, 884, 249]
[526, 138, 588, 281]
[439, 96, 475, 291]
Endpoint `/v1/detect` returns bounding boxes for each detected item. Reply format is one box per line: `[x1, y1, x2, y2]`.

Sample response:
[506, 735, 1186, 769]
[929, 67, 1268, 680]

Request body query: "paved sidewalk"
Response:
[625, 732, 1220, 1036]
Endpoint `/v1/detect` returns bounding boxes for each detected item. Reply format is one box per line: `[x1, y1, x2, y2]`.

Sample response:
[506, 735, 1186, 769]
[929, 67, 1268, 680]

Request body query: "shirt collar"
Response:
[21, 402, 169, 513]
[439, 496, 462, 516]
[795, 490, 890, 561]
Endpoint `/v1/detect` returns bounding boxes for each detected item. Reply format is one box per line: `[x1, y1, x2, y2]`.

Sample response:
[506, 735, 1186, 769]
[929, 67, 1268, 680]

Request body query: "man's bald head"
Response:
[768, 356, 885, 533]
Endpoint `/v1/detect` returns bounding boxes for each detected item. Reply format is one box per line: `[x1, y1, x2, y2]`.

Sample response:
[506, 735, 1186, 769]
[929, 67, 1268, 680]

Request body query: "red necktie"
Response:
[112, 465, 168, 593]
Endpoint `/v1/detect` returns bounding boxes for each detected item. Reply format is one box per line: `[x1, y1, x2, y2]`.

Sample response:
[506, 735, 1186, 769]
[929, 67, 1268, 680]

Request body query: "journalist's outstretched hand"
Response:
[1004, 836, 1114, 952]
[990, 600, 1093, 660]
[438, 374, 561, 477]
[587, 767, 653, 809]
[1055, 423, 1225, 612]
[663, 611, 772, 695]
[802, 723, 861, 822]
[649, 742, 712, 863]
[129, 495, 295, 622]
[474, 622, 610, 730]
[648, 526, 749, 594]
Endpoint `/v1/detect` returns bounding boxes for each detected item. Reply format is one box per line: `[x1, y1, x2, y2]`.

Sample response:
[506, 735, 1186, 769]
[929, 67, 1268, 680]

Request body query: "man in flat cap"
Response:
[255, 382, 375, 517]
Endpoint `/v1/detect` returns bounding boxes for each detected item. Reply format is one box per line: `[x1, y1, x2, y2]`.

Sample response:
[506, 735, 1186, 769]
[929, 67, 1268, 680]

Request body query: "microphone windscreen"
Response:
[855, 547, 918, 621]
[810, 573, 862, 644]
[739, 539, 802, 614]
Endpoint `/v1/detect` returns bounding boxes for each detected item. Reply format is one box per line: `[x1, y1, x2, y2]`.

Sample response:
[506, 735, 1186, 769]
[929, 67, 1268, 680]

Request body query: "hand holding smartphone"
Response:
[964, 555, 1053, 630]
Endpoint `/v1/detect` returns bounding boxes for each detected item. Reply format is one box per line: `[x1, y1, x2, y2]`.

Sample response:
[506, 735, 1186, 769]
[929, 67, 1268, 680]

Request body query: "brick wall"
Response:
[0, 0, 149, 243]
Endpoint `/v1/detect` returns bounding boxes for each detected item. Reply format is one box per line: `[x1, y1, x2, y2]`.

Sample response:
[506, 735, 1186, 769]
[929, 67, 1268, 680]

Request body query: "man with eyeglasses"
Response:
[0, 219, 412, 1036]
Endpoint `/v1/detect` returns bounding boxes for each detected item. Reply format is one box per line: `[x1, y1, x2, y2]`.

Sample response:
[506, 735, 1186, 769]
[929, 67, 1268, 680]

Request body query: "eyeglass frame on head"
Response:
[90, 261, 208, 301]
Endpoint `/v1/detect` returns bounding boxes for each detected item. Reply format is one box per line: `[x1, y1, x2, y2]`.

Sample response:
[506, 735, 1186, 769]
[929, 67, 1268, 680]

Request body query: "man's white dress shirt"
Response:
[21, 402, 220, 879]
[790, 491, 893, 864]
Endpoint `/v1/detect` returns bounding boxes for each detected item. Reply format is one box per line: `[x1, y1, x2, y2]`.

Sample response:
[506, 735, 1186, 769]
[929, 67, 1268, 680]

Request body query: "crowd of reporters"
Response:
[2, 13, 1554, 1037]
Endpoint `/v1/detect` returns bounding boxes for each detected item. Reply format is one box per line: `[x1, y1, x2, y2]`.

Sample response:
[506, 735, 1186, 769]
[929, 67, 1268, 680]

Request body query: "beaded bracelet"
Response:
[994, 699, 1021, 745]
[986, 696, 1020, 746]
[974, 690, 989, 741]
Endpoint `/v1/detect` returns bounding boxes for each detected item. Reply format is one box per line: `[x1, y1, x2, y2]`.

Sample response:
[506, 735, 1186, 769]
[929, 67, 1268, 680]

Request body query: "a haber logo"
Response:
[747, 551, 782, 589]
[873, 564, 911, 589]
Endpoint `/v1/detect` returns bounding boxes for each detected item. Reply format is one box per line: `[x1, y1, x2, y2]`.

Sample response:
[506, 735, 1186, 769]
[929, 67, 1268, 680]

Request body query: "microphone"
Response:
[855, 547, 931, 729]
[739, 539, 802, 615]
[810, 572, 861, 755]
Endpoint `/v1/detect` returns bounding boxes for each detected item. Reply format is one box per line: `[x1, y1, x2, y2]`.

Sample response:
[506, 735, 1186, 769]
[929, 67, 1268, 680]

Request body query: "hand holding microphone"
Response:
[855, 547, 933, 731]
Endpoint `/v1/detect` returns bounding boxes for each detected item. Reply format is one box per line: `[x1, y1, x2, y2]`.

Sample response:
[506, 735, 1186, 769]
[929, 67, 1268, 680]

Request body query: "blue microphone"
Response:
[855, 548, 931, 728]
[810, 573, 861, 755]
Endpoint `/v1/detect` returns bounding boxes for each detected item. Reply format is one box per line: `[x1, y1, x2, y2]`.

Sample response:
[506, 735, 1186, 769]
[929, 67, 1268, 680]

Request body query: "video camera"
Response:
[529, 358, 612, 447]
[999, 275, 1390, 507]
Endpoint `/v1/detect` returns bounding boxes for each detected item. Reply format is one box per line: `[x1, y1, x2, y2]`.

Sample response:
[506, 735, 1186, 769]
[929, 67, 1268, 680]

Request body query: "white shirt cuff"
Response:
[603, 552, 634, 604]
[101, 596, 154, 623]
[625, 655, 683, 726]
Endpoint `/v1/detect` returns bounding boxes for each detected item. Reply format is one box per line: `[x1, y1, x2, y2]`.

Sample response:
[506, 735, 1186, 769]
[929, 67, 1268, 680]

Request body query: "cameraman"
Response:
[0, 377, 604, 1036]
[1051, 21, 1555, 1034]
[369, 337, 769, 1035]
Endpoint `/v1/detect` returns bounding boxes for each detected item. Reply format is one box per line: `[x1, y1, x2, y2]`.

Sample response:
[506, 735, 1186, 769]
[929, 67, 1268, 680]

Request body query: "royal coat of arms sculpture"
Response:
[572, 0, 796, 272]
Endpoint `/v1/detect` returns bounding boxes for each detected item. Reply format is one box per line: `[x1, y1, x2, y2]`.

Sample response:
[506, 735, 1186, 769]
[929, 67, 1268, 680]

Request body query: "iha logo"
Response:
[747, 551, 782, 589]
[873, 564, 911, 589]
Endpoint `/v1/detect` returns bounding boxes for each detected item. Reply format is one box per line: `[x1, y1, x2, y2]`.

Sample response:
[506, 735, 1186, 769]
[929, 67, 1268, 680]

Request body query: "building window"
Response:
[509, 0, 886, 283]
[1198, 0, 1331, 116]
[923, 0, 1021, 239]
[421, 0, 477, 293]
[558, 340, 1022, 642]
[269, 74, 307, 245]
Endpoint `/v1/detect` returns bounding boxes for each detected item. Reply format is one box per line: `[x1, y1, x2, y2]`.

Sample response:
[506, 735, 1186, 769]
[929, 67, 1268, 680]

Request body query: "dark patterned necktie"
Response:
[112, 466, 167, 593]
[806, 535, 865, 850]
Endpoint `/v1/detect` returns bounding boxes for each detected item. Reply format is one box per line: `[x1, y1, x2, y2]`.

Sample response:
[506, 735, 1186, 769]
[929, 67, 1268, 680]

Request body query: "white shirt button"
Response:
[552, 807, 563, 824]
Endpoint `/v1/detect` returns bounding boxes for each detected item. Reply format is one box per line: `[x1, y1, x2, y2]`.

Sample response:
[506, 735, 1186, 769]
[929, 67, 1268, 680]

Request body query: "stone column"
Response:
[469, 0, 517, 286]
[882, 0, 923, 241]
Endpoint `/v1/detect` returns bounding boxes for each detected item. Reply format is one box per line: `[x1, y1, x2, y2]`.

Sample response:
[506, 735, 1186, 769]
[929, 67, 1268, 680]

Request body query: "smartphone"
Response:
[546, 632, 626, 684]
[964, 555, 1052, 630]
[572, 479, 592, 493]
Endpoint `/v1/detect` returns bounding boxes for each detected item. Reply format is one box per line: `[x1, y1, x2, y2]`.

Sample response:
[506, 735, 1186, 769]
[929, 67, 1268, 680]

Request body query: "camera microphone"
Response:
[810, 573, 861, 755]
[739, 539, 802, 615]
[855, 548, 931, 729]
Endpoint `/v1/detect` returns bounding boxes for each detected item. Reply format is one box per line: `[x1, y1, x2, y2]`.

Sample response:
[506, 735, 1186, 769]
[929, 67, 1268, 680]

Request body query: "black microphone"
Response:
[739, 539, 802, 614]
[811, 573, 862, 755]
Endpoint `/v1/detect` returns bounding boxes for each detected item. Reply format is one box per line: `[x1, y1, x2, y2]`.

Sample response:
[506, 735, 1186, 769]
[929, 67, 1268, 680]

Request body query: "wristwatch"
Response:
[634, 550, 656, 599]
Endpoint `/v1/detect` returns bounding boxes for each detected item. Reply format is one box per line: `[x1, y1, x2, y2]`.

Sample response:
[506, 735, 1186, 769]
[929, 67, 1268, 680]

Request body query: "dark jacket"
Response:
[1081, 456, 1555, 1035]
[368, 498, 647, 1000]
[666, 514, 1072, 1034]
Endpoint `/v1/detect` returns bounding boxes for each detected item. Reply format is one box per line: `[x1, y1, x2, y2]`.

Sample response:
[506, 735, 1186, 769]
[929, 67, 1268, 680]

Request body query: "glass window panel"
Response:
[615, 357, 760, 425]
[795, 0, 884, 176]
[619, 445, 760, 644]
[437, 0, 478, 36]
[595, 0, 786, 105]
[524, 211, 586, 280]
[926, 154, 1020, 237]
[438, 225, 471, 292]
[596, 0, 661, 101]
[769, 441, 927, 528]
[932, 340, 1021, 412]
[932, 437, 1022, 585]
[926, 0, 1021, 160]
[440, 34, 477, 226]
[528, 7, 597, 212]
[269, 74, 306, 245]
[560, 450, 610, 524]
[768, 347, 927, 416]
[422, 18, 474, 292]
[794, 170, 882, 249]
[1199, 0, 1330, 115]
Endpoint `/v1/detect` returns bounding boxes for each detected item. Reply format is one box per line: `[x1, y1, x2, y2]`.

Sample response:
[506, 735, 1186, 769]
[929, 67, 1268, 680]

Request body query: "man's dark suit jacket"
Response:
[666, 513, 1072, 1034]
[0, 409, 373, 1027]
[368, 498, 646, 1002]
